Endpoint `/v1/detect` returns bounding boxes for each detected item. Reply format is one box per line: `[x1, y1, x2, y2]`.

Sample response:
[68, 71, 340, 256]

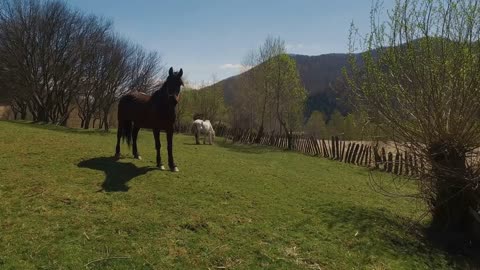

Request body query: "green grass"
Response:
[0, 121, 469, 269]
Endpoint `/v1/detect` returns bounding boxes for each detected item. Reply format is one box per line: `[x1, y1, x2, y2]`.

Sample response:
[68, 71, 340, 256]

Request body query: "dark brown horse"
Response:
[115, 67, 183, 172]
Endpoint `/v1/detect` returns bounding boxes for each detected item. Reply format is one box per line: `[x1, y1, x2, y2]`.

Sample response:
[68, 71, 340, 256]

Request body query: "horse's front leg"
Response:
[132, 126, 142, 160]
[166, 128, 179, 172]
[153, 129, 165, 170]
[114, 127, 122, 159]
[195, 130, 200, 145]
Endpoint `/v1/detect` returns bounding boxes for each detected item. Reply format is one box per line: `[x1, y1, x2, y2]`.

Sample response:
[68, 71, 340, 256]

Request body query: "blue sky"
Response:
[67, 0, 395, 87]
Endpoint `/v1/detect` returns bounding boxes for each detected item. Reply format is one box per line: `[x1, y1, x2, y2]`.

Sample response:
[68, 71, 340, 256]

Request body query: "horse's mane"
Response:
[151, 81, 169, 100]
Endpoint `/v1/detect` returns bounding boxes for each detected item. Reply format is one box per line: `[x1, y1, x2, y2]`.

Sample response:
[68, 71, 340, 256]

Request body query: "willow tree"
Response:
[347, 0, 480, 240]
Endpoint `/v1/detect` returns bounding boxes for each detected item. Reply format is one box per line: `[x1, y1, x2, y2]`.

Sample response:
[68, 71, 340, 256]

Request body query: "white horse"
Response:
[192, 119, 215, 145]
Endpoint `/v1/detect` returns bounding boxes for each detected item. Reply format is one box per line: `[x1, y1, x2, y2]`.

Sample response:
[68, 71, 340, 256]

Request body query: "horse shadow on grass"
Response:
[77, 157, 156, 192]
[318, 203, 478, 269]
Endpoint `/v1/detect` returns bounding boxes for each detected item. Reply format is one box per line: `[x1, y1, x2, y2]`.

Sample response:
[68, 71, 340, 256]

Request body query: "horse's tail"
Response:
[119, 120, 133, 147]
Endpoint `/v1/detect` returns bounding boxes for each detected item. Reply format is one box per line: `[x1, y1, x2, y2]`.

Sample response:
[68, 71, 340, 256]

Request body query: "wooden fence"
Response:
[211, 125, 425, 177]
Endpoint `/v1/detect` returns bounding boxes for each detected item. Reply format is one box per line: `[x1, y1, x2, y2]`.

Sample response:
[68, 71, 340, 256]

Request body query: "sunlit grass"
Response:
[0, 121, 467, 269]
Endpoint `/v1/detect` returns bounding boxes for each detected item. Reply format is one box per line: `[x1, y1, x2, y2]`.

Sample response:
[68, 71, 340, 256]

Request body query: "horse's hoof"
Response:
[170, 166, 179, 172]
[159, 165, 166, 171]
[134, 156, 142, 160]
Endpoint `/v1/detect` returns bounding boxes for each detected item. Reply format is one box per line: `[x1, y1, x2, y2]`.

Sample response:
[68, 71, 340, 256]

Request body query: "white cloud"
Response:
[184, 82, 203, 89]
[220, 63, 244, 69]
[286, 43, 305, 50]
[184, 80, 213, 89]
[220, 63, 253, 73]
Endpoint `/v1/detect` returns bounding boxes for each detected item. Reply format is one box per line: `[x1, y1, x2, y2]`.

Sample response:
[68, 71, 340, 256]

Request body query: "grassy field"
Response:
[0, 121, 470, 269]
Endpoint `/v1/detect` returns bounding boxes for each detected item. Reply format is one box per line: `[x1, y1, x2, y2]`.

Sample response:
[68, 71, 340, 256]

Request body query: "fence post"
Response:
[369, 147, 374, 167]
[356, 144, 364, 165]
[340, 140, 346, 161]
[387, 152, 393, 172]
[373, 147, 379, 169]
[331, 136, 336, 160]
[363, 146, 370, 167]
[344, 143, 351, 163]
[311, 136, 319, 156]
[321, 139, 328, 158]
[335, 136, 340, 160]
[381, 148, 387, 171]
[394, 152, 400, 174]
[351, 144, 360, 164]
[399, 152, 404, 175]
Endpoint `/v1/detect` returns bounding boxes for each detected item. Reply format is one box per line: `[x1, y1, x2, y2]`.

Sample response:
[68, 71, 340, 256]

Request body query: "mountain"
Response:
[291, 53, 355, 118]
[203, 52, 362, 119]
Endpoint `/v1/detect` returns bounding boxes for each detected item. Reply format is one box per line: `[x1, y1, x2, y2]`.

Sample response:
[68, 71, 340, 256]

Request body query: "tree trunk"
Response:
[59, 115, 69, 127]
[428, 142, 478, 240]
[84, 117, 91, 129]
[37, 107, 49, 122]
[287, 131, 293, 150]
[103, 111, 109, 132]
[20, 110, 26, 120]
[255, 125, 264, 144]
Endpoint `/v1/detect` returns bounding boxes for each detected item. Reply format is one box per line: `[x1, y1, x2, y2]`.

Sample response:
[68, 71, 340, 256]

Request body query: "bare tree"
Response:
[0, 0, 111, 125]
[242, 37, 286, 139]
[75, 26, 112, 129]
[127, 46, 163, 94]
[96, 37, 133, 131]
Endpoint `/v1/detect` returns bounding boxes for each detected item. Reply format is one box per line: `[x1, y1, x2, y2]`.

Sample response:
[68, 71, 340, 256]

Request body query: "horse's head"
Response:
[164, 67, 184, 105]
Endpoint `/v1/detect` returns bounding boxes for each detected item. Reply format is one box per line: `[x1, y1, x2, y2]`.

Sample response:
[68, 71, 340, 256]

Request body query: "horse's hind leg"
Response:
[153, 129, 165, 170]
[132, 126, 141, 160]
[114, 127, 121, 159]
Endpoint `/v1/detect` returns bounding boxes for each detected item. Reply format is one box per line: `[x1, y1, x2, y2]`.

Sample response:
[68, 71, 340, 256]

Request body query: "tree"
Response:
[0, 0, 163, 130]
[76, 27, 112, 129]
[347, 0, 480, 240]
[231, 71, 258, 130]
[174, 87, 195, 130]
[127, 46, 163, 94]
[304, 111, 328, 138]
[343, 114, 356, 140]
[0, 0, 111, 125]
[327, 110, 344, 137]
[241, 36, 286, 139]
[265, 53, 307, 149]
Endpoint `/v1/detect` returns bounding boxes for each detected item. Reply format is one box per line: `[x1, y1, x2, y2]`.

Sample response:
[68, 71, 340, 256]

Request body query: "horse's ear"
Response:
[178, 68, 183, 77]
[169, 67, 174, 76]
